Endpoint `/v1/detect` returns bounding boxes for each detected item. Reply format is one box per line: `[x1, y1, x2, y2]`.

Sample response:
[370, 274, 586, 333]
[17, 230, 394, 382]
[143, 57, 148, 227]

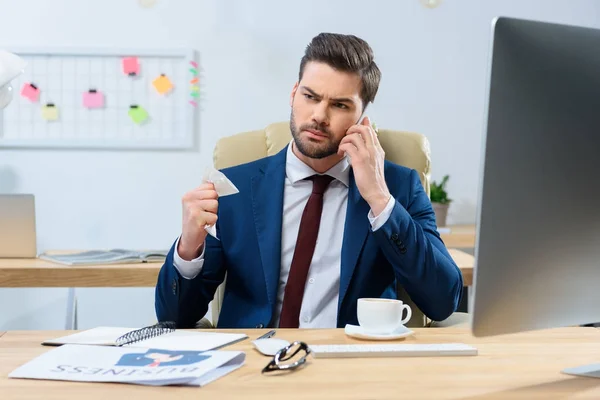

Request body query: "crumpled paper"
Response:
[201, 167, 239, 240]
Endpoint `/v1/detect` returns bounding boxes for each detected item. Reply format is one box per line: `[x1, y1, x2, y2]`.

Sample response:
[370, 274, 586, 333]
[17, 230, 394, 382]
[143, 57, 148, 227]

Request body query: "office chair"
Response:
[197, 121, 467, 328]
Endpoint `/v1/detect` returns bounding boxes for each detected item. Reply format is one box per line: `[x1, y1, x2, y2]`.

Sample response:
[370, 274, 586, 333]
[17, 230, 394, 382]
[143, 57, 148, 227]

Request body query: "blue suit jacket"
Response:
[155, 146, 463, 328]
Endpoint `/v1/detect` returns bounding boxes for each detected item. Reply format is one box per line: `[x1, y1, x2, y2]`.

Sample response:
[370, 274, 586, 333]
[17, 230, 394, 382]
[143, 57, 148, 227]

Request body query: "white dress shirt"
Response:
[173, 142, 395, 328]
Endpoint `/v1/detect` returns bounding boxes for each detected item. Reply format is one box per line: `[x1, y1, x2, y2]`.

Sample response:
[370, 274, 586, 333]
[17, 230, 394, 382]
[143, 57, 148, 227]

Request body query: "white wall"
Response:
[1, 0, 599, 330]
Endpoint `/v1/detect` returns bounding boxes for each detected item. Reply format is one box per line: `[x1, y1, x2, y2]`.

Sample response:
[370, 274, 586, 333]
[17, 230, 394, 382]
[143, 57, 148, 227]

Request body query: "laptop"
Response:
[0, 194, 37, 258]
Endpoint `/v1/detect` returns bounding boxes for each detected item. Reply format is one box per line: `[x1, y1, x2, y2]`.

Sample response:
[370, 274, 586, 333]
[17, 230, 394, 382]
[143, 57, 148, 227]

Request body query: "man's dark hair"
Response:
[298, 33, 381, 108]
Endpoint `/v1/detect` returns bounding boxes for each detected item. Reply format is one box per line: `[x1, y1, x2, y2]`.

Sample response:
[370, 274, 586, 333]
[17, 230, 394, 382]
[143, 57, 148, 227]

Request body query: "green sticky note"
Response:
[189, 68, 197, 75]
[190, 92, 199, 98]
[128, 105, 148, 124]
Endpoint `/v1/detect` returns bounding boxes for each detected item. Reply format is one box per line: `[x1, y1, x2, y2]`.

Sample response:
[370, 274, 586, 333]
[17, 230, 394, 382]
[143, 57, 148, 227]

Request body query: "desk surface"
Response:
[0, 248, 473, 288]
[440, 224, 476, 248]
[1, 327, 600, 399]
[0, 257, 163, 287]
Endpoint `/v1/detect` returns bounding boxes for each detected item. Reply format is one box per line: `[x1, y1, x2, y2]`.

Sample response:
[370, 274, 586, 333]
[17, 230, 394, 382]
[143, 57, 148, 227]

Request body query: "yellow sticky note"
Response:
[41, 104, 59, 121]
[152, 74, 174, 95]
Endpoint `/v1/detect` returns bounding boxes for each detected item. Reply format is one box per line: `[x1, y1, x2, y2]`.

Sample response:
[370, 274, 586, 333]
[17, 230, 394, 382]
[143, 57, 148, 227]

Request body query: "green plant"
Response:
[430, 175, 451, 204]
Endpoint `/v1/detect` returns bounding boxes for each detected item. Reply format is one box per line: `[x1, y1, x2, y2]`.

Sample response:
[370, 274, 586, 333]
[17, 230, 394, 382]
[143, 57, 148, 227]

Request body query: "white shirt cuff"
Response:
[173, 236, 205, 280]
[368, 196, 395, 231]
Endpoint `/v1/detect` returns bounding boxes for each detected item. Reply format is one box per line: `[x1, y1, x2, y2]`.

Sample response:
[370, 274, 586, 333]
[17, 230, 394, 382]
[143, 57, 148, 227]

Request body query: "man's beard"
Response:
[289, 110, 341, 159]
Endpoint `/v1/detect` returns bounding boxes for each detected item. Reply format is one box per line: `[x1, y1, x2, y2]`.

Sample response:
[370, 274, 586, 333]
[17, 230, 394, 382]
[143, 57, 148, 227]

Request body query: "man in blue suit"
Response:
[156, 33, 463, 329]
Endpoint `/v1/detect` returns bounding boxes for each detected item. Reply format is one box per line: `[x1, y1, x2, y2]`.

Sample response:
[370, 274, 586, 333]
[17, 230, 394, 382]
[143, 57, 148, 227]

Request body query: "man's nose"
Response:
[311, 101, 330, 127]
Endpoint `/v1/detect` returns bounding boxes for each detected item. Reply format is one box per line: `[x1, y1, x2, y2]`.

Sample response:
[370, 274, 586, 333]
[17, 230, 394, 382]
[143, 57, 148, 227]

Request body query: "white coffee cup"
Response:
[356, 298, 412, 334]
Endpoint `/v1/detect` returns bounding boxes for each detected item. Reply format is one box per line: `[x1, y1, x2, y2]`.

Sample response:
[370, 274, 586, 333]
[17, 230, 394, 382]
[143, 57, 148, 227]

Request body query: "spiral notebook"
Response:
[42, 322, 248, 352]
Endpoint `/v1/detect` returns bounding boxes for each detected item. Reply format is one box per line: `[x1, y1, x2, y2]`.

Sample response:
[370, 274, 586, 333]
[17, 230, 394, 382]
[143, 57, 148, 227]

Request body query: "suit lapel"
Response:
[339, 169, 371, 309]
[251, 146, 287, 309]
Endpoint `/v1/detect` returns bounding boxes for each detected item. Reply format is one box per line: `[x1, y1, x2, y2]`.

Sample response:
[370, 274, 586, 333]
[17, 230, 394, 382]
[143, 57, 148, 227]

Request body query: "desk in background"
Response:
[0, 247, 473, 330]
[1, 327, 600, 399]
[0, 248, 474, 288]
[440, 224, 476, 249]
[0, 258, 161, 288]
[0, 258, 165, 330]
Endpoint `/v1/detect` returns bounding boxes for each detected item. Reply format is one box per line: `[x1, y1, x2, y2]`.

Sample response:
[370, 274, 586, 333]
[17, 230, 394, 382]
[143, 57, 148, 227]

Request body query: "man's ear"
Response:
[290, 82, 299, 107]
[356, 102, 369, 124]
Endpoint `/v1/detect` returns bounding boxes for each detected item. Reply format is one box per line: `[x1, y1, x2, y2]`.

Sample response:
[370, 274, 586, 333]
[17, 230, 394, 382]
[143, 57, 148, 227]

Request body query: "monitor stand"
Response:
[563, 364, 600, 379]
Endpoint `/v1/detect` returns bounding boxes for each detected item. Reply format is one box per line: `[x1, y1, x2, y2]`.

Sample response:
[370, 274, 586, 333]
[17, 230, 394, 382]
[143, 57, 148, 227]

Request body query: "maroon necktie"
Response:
[279, 174, 334, 328]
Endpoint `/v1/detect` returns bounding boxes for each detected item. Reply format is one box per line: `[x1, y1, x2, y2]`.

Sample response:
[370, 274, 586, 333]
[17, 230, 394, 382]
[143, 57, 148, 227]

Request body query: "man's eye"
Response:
[334, 103, 348, 109]
[304, 94, 316, 100]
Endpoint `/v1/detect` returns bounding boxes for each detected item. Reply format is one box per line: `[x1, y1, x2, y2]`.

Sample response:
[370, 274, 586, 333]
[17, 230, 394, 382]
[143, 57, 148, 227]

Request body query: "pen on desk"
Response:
[257, 330, 276, 340]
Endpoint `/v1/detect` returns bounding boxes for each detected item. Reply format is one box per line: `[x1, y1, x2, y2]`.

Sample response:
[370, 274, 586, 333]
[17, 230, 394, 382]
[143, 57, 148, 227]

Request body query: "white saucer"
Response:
[344, 324, 415, 340]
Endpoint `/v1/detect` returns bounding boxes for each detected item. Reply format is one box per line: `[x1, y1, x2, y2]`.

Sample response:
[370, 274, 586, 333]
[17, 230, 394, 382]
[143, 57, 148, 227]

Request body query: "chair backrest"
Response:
[209, 121, 432, 327]
[214, 121, 431, 194]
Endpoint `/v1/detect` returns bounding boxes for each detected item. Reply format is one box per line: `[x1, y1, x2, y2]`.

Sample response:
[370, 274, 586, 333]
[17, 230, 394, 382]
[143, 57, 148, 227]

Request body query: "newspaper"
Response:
[9, 344, 245, 387]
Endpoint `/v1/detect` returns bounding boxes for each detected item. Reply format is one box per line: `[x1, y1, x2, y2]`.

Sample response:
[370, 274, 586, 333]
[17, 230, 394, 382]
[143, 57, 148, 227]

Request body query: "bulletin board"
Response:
[0, 47, 199, 150]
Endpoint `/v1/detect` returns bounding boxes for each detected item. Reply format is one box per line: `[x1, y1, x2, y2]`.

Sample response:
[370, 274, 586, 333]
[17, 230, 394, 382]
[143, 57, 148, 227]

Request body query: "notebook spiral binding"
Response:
[114, 321, 176, 347]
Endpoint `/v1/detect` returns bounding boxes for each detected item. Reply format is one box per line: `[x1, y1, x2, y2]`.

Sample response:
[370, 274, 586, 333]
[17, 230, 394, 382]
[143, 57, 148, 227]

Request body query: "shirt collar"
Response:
[285, 140, 350, 187]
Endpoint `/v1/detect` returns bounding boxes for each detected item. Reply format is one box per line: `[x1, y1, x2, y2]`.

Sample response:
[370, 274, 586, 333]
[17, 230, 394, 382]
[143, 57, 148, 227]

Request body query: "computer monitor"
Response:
[0, 194, 37, 258]
[471, 16, 600, 339]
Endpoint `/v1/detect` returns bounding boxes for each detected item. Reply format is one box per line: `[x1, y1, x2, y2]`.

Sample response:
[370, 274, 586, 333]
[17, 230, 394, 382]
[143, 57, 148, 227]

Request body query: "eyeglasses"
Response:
[261, 341, 312, 374]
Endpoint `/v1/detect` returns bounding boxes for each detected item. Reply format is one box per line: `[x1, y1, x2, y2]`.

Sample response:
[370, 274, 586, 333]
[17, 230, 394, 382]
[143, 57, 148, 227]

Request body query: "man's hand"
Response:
[178, 183, 219, 261]
[338, 116, 391, 216]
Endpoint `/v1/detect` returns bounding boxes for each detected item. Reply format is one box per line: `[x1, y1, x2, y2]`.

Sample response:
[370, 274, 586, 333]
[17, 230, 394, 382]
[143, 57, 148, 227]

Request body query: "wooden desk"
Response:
[2, 327, 600, 399]
[440, 224, 476, 248]
[0, 248, 474, 288]
[449, 248, 473, 287]
[0, 258, 163, 288]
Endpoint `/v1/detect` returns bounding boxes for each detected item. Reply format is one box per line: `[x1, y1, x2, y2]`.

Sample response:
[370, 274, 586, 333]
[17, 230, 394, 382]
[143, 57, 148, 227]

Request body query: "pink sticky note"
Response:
[21, 83, 40, 102]
[122, 57, 140, 76]
[83, 90, 104, 108]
